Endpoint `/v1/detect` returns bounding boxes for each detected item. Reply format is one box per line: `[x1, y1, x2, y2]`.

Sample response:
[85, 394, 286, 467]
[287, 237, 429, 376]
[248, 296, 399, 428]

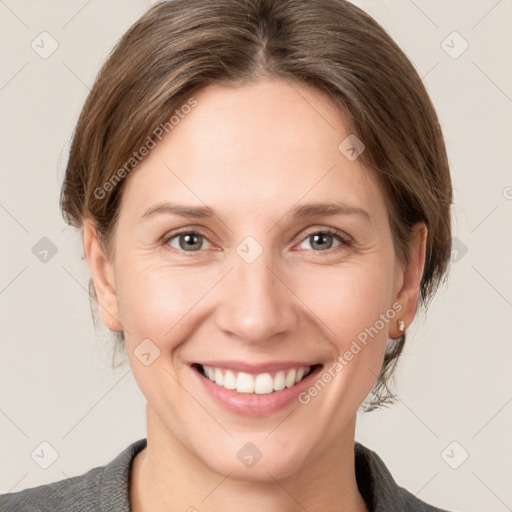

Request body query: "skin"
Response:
[83, 78, 427, 512]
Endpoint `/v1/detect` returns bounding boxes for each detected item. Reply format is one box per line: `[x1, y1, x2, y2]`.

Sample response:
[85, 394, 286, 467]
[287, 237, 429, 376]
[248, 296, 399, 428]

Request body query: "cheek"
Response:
[114, 257, 204, 347]
[292, 258, 395, 400]
[113, 260, 205, 404]
[294, 268, 392, 412]
[295, 259, 395, 343]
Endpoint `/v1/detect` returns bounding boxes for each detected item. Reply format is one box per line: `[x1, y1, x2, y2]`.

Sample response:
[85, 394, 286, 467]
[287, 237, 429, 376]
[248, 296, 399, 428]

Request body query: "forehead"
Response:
[120, 78, 386, 224]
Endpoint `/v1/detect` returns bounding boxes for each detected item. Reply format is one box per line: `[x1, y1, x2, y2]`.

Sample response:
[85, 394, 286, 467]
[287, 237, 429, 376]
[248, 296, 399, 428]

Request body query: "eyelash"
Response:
[160, 227, 352, 255]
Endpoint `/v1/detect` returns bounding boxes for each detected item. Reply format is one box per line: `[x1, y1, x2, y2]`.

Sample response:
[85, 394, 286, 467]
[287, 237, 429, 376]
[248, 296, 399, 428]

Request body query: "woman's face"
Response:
[85, 78, 425, 480]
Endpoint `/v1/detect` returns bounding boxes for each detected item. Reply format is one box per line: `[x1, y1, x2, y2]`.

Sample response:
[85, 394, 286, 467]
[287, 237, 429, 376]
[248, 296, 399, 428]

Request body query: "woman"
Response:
[1, 0, 454, 510]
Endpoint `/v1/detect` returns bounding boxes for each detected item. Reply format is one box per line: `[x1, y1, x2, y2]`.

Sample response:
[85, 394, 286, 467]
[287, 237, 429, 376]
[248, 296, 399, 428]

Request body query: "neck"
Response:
[130, 405, 368, 512]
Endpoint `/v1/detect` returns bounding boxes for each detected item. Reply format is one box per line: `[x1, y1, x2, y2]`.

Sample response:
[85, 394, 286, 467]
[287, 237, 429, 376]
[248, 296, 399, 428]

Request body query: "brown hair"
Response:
[60, 0, 452, 411]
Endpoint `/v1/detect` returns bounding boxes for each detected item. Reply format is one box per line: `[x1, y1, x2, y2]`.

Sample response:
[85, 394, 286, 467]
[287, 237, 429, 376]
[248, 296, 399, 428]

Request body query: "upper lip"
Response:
[192, 360, 321, 374]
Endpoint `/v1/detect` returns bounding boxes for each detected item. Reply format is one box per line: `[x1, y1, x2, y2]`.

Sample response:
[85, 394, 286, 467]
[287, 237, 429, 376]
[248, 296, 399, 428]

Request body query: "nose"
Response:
[214, 244, 298, 345]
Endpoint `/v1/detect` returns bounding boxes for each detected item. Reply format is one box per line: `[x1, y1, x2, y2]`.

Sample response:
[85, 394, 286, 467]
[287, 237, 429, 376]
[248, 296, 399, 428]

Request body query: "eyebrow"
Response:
[140, 201, 372, 223]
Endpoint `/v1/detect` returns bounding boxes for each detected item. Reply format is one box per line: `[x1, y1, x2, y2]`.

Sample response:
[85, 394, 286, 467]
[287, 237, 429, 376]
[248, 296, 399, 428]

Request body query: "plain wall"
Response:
[0, 1, 511, 511]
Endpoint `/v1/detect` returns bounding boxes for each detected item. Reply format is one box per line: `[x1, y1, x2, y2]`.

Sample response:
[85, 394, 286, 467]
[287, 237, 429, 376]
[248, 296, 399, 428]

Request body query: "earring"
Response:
[398, 319, 405, 333]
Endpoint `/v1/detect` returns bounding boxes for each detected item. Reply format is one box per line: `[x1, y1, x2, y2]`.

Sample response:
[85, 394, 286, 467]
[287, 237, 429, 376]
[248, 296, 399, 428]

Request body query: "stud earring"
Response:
[398, 319, 405, 333]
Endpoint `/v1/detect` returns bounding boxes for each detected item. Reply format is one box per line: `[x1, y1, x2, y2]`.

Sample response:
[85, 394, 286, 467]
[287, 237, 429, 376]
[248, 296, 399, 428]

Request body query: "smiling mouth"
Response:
[192, 363, 322, 394]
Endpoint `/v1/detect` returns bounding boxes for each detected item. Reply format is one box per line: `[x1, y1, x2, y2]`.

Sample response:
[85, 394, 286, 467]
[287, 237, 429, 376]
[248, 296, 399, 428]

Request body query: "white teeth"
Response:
[201, 365, 313, 394]
[285, 368, 296, 388]
[236, 372, 254, 393]
[214, 368, 224, 386]
[223, 370, 236, 390]
[274, 370, 286, 391]
[254, 373, 274, 394]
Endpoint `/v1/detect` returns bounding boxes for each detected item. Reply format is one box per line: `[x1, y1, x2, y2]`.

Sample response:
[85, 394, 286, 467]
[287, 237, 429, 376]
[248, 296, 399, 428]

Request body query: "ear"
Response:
[82, 218, 122, 331]
[391, 222, 428, 338]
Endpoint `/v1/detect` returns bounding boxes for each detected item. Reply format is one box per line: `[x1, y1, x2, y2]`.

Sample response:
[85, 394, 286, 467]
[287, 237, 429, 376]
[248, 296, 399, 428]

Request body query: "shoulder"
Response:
[354, 442, 455, 512]
[0, 467, 103, 512]
[0, 438, 147, 512]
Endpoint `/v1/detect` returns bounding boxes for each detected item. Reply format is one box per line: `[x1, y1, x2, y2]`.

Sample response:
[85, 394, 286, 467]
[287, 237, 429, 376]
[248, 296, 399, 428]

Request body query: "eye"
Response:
[297, 228, 351, 252]
[161, 227, 351, 254]
[163, 230, 212, 252]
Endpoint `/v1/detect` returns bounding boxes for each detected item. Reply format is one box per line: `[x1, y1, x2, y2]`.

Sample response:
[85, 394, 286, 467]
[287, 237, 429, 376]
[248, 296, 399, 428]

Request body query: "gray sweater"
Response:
[0, 438, 452, 511]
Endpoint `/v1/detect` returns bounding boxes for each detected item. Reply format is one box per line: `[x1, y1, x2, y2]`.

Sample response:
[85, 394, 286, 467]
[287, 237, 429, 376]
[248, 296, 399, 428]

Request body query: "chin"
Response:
[197, 438, 310, 483]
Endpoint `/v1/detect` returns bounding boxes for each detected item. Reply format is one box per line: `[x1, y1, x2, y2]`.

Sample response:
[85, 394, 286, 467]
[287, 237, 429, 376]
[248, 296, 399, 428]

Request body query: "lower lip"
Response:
[192, 365, 323, 417]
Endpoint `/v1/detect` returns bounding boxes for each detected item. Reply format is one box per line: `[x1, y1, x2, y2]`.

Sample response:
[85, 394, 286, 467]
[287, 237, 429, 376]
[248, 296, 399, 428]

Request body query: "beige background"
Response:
[1, 1, 511, 510]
